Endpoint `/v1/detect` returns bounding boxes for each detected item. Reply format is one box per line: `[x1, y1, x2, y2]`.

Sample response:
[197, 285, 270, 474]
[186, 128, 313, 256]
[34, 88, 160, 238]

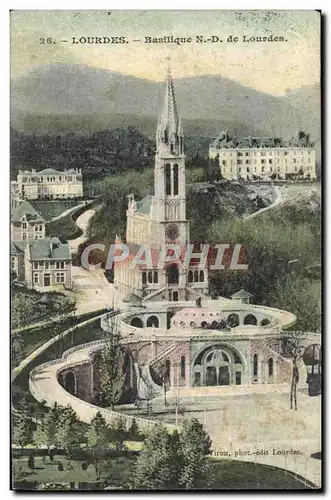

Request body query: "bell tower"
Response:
[152, 65, 189, 245]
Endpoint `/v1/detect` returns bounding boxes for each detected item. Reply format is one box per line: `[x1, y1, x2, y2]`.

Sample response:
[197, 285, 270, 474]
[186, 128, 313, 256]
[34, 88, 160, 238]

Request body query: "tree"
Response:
[130, 420, 213, 490]
[178, 418, 213, 489]
[112, 416, 127, 451]
[12, 405, 33, 450]
[98, 317, 126, 410]
[129, 418, 139, 438]
[86, 411, 111, 479]
[55, 405, 81, 459]
[130, 424, 179, 490]
[35, 403, 59, 455]
[11, 334, 25, 367]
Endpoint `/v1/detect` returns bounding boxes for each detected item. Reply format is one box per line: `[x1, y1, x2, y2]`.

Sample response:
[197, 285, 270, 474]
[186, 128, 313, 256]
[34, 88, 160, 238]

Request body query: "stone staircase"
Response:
[149, 342, 178, 368]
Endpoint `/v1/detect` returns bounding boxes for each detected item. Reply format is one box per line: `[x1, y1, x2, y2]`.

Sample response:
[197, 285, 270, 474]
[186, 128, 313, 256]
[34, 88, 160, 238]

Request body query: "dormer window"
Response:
[22, 222, 27, 229]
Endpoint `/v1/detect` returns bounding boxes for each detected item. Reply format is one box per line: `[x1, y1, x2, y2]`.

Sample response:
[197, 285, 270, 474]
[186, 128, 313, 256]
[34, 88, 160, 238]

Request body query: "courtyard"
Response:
[123, 389, 321, 487]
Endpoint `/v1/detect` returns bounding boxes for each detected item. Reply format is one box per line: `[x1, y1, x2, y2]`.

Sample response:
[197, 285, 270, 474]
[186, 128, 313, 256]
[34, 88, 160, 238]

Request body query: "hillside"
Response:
[11, 64, 320, 142]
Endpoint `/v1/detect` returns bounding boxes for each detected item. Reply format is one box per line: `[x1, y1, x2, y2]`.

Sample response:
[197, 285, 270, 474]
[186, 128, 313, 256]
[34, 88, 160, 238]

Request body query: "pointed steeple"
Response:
[161, 66, 179, 134]
[156, 64, 184, 156]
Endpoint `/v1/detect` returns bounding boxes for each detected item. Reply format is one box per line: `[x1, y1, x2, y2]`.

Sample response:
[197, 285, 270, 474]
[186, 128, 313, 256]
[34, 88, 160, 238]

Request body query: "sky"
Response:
[10, 10, 320, 96]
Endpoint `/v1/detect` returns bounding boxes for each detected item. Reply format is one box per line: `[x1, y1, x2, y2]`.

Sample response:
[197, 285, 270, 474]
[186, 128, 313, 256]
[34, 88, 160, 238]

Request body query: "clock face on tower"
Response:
[166, 223, 179, 241]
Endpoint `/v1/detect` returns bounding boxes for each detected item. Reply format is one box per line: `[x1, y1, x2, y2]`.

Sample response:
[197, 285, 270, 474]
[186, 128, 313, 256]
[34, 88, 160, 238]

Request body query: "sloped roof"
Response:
[231, 289, 254, 299]
[38, 168, 61, 175]
[29, 237, 71, 261]
[66, 168, 78, 174]
[136, 195, 153, 215]
[11, 200, 45, 223]
[11, 240, 29, 254]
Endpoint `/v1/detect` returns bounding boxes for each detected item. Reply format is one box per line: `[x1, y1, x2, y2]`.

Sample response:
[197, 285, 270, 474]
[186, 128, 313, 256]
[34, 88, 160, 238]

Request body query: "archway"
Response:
[205, 350, 230, 386]
[166, 264, 179, 284]
[261, 318, 270, 327]
[244, 314, 257, 326]
[227, 313, 240, 328]
[268, 358, 274, 378]
[131, 317, 143, 328]
[64, 371, 76, 395]
[146, 315, 159, 328]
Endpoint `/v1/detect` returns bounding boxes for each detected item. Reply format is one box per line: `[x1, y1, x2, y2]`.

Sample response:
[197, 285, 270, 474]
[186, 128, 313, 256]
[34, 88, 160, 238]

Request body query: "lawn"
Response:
[13, 455, 310, 490]
[30, 200, 80, 222]
[12, 454, 135, 490]
[209, 458, 310, 489]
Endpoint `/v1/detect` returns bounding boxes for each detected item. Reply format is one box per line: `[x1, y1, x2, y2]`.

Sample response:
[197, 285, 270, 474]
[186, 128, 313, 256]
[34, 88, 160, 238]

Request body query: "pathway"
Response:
[153, 390, 322, 488]
[244, 185, 282, 221]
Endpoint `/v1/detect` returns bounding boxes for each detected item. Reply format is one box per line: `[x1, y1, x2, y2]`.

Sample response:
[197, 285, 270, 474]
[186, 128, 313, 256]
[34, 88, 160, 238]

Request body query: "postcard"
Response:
[11, 10, 321, 491]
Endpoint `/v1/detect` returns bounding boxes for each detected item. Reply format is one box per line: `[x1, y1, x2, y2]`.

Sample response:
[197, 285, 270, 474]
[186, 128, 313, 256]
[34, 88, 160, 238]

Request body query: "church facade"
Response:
[114, 68, 208, 302]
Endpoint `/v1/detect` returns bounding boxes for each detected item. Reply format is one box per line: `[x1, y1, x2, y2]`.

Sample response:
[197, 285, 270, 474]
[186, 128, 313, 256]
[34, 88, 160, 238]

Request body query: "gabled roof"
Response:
[38, 168, 61, 175]
[136, 195, 153, 215]
[11, 200, 45, 223]
[29, 237, 71, 261]
[11, 240, 29, 254]
[231, 289, 254, 299]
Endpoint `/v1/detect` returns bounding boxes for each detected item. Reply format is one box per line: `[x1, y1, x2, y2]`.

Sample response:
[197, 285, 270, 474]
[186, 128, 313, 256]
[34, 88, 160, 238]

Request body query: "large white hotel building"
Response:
[13, 167, 83, 200]
[209, 131, 316, 181]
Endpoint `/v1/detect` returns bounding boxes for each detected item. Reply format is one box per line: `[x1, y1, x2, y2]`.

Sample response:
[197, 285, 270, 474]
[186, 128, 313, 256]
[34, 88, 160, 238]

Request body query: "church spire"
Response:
[161, 66, 179, 134]
[156, 64, 184, 156]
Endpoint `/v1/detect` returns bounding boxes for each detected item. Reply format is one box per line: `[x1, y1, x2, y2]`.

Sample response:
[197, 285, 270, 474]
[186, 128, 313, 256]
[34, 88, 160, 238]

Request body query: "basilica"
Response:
[114, 66, 208, 303]
[30, 68, 312, 414]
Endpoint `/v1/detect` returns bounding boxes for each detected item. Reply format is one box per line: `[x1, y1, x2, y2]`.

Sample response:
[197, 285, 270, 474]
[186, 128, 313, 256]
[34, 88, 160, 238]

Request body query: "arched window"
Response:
[165, 163, 171, 195]
[173, 164, 179, 195]
[148, 271, 153, 283]
[244, 314, 257, 326]
[153, 271, 158, 283]
[180, 356, 186, 379]
[227, 313, 240, 328]
[194, 270, 199, 282]
[199, 270, 204, 282]
[64, 371, 76, 395]
[253, 354, 258, 378]
[172, 291, 179, 302]
[131, 317, 143, 328]
[147, 315, 159, 328]
[188, 270, 193, 283]
[142, 272, 147, 285]
[261, 318, 270, 327]
[167, 264, 179, 284]
[268, 358, 274, 377]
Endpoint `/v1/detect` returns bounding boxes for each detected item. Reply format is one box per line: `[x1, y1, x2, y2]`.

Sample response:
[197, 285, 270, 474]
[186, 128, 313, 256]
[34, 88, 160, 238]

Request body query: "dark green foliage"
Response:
[178, 418, 213, 489]
[85, 412, 111, 479]
[130, 419, 213, 490]
[55, 406, 81, 459]
[207, 205, 321, 323]
[35, 403, 60, 453]
[130, 424, 179, 490]
[12, 402, 34, 449]
[11, 287, 76, 330]
[10, 127, 154, 181]
[129, 418, 139, 438]
[11, 334, 25, 367]
[97, 321, 126, 409]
